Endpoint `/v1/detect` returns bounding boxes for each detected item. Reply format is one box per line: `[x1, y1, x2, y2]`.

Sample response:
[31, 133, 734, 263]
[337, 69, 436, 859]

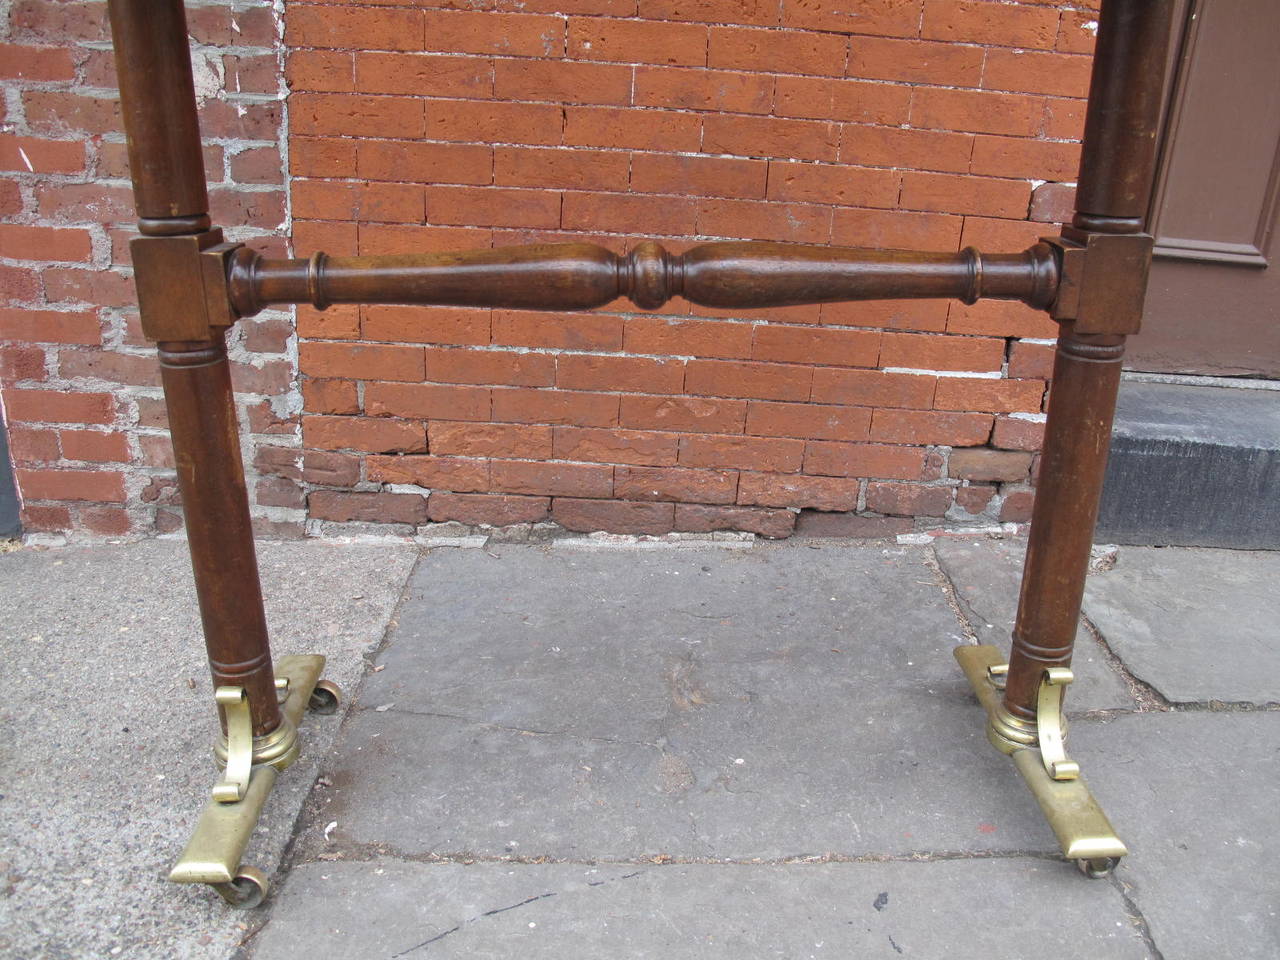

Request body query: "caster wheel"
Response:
[307, 679, 341, 715]
[213, 865, 269, 909]
[1076, 856, 1120, 879]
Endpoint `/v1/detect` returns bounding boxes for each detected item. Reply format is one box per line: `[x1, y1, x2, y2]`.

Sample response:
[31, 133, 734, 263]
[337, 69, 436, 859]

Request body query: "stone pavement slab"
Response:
[0, 539, 417, 960]
[1074, 711, 1280, 960]
[1081, 547, 1280, 704]
[304, 543, 1064, 861]
[250, 858, 1152, 960]
[933, 537, 1136, 711]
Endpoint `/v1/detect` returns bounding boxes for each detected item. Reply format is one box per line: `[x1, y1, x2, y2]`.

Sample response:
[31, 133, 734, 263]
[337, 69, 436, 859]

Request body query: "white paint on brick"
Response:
[882, 367, 1003, 379]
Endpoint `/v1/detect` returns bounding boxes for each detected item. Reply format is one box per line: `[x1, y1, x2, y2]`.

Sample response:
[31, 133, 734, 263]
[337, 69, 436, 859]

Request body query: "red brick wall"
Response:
[1, 0, 1100, 541]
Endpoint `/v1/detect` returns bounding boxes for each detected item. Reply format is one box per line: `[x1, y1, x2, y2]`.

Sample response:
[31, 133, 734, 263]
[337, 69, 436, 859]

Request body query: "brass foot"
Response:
[954, 645, 1127, 877]
[169, 654, 342, 907]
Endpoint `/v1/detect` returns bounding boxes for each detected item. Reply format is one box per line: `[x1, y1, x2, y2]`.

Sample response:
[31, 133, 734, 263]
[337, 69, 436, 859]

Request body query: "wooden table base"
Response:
[106, 0, 1175, 905]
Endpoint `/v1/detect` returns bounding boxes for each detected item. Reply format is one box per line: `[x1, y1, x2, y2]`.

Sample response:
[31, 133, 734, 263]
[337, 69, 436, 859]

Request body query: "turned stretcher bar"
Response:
[107, 0, 1176, 906]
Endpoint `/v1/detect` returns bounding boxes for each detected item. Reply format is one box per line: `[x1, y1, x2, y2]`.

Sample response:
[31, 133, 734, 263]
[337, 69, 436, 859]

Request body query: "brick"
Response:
[229, 148, 284, 185]
[1, 345, 47, 382]
[1000, 486, 1036, 522]
[959, 216, 1044, 252]
[1043, 96, 1086, 140]
[948, 448, 1033, 482]
[293, 180, 425, 223]
[567, 17, 707, 66]
[1057, 11, 1100, 55]
[679, 434, 803, 472]
[9, 1, 108, 43]
[81, 505, 131, 536]
[356, 52, 492, 98]
[367, 454, 490, 491]
[36, 183, 135, 223]
[3, 388, 114, 425]
[19, 504, 71, 531]
[832, 207, 962, 252]
[911, 87, 1042, 138]
[900, 171, 1031, 219]
[422, 10, 566, 57]
[840, 125, 973, 175]
[971, 135, 1080, 182]
[430, 422, 552, 459]
[294, 221, 359, 258]
[496, 147, 626, 190]
[934, 377, 1046, 414]
[954, 483, 997, 515]
[866, 481, 953, 517]
[0, 308, 99, 345]
[781, 0, 919, 38]
[242, 317, 293, 354]
[775, 76, 911, 125]
[288, 6, 424, 51]
[674, 503, 794, 538]
[737, 472, 860, 511]
[991, 416, 1045, 452]
[848, 36, 982, 86]
[224, 53, 281, 95]
[229, 360, 293, 397]
[562, 191, 698, 236]
[493, 387, 619, 427]
[0, 43, 76, 81]
[766, 161, 898, 208]
[361, 305, 490, 346]
[753, 326, 880, 369]
[698, 198, 831, 244]
[427, 185, 560, 229]
[794, 511, 913, 538]
[623, 317, 752, 360]
[564, 106, 701, 151]
[552, 498, 675, 535]
[685, 359, 811, 402]
[0, 265, 40, 303]
[1008, 341, 1055, 380]
[291, 94, 425, 139]
[9, 427, 58, 462]
[302, 378, 359, 416]
[490, 459, 613, 497]
[805, 441, 926, 480]
[365, 382, 491, 421]
[493, 310, 622, 351]
[303, 415, 427, 453]
[256, 476, 305, 511]
[255, 446, 302, 482]
[0, 225, 92, 263]
[631, 154, 767, 200]
[23, 91, 121, 137]
[59, 349, 156, 387]
[310, 490, 429, 524]
[0, 135, 84, 174]
[427, 98, 564, 145]
[495, 59, 632, 106]
[811, 368, 935, 409]
[428, 492, 550, 525]
[137, 432, 175, 468]
[983, 48, 1092, 99]
[870, 409, 992, 446]
[634, 66, 773, 115]
[553, 426, 678, 466]
[558, 354, 686, 394]
[880, 332, 1004, 373]
[58, 429, 128, 463]
[615, 465, 737, 504]
[1030, 182, 1076, 224]
[303, 450, 361, 487]
[42, 268, 135, 308]
[193, 99, 281, 141]
[709, 26, 847, 76]
[921, 0, 1057, 50]
[298, 304, 359, 340]
[300, 342, 424, 382]
[423, 347, 554, 387]
[620, 394, 745, 434]
[16, 468, 125, 503]
[947, 300, 1058, 339]
[703, 114, 838, 162]
[745, 401, 871, 442]
[642, 0, 780, 27]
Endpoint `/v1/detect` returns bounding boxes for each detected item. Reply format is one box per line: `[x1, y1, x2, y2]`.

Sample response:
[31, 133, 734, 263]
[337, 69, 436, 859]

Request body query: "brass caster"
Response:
[307, 678, 341, 715]
[212, 865, 269, 909]
[1077, 856, 1121, 879]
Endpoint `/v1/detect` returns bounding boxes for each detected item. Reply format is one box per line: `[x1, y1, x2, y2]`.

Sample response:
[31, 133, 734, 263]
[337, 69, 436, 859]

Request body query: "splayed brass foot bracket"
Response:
[169, 655, 341, 908]
[954, 646, 1127, 878]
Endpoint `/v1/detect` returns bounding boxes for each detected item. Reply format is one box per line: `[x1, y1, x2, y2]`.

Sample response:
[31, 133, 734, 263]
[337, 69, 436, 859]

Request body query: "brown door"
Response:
[1132, 0, 1280, 377]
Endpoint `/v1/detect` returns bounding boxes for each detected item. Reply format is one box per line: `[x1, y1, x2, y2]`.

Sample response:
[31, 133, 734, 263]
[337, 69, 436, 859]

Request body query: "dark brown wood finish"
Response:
[1002, 0, 1176, 722]
[109, 0, 282, 736]
[228, 241, 1060, 317]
